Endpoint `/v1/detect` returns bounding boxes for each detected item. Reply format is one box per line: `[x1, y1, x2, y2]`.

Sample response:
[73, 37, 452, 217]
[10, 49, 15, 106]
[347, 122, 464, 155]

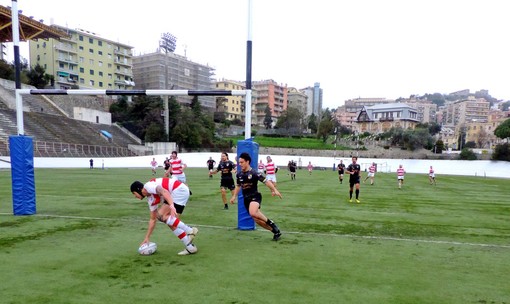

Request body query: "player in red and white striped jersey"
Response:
[397, 164, 406, 189]
[428, 166, 436, 185]
[363, 162, 377, 185]
[165, 151, 187, 184]
[265, 156, 278, 193]
[130, 177, 198, 256]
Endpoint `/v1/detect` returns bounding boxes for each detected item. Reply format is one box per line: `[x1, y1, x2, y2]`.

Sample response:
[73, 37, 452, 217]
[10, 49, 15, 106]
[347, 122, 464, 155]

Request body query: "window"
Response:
[79, 35, 83, 41]
[108, 74, 112, 79]
[98, 51, 102, 56]
[80, 78, 84, 84]
[89, 59, 94, 65]
[89, 38, 94, 44]
[99, 71, 103, 77]
[90, 80, 95, 86]
[90, 69, 94, 75]
[99, 81, 103, 87]
[89, 48, 94, 54]
[98, 61, 103, 67]
[79, 57, 84, 63]
[98, 41, 102, 46]
[79, 67, 84, 73]
[108, 63, 112, 68]
[79, 46, 84, 51]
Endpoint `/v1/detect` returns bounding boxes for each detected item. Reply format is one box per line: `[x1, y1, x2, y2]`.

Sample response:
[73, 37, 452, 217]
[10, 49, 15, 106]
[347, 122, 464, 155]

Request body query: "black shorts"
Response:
[349, 177, 360, 187]
[220, 178, 235, 190]
[162, 200, 185, 214]
[338, 170, 344, 175]
[243, 192, 262, 211]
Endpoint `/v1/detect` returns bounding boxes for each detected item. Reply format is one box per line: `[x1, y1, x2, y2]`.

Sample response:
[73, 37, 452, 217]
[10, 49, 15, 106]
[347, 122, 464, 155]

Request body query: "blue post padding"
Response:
[9, 136, 36, 215]
[236, 138, 258, 230]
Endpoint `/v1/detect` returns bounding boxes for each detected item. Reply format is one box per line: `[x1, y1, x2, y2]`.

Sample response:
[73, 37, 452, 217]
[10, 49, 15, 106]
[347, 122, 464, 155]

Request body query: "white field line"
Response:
[2, 213, 509, 249]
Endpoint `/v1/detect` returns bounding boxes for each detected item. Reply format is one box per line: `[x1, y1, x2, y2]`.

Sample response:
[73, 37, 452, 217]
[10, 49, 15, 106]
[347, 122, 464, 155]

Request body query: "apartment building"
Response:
[29, 25, 134, 90]
[403, 100, 437, 123]
[287, 87, 307, 116]
[215, 79, 245, 121]
[300, 82, 322, 118]
[251, 79, 288, 127]
[440, 97, 490, 126]
[132, 51, 215, 111]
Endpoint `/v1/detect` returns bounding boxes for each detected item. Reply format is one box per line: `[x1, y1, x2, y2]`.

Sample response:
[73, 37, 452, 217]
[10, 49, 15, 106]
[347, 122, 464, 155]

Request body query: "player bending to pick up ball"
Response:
[130, 178, 198, 256]
[230, 152, 283, 241]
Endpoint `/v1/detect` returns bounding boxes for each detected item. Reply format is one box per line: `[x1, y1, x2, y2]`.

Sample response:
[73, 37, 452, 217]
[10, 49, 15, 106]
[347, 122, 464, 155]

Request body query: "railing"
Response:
[0, 140, 137, 158]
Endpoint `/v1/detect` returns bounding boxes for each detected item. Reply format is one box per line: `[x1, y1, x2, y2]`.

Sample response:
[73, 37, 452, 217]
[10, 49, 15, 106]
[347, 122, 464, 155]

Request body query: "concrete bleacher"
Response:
[0, 77, 142, 157]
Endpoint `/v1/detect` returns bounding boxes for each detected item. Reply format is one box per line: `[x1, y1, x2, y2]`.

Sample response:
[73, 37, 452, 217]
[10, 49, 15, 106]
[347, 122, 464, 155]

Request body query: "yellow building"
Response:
[215, 79, 245, 121]
[29, 25, 134, 90]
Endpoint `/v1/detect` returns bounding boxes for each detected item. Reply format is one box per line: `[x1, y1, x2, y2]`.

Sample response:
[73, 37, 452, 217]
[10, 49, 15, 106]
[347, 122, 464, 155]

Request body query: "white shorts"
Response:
[368, 172, 375, 177]
[266, 174, 277, 183]
[429, 173, 435, 178]
[398, 176, 404, 180]
[171, 184, 190, 206]
[173, 173, 187, 184]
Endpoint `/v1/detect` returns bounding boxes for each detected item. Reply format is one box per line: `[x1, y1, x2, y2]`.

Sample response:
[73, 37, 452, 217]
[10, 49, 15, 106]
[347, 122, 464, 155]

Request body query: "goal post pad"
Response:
[9, 135, 36, 215]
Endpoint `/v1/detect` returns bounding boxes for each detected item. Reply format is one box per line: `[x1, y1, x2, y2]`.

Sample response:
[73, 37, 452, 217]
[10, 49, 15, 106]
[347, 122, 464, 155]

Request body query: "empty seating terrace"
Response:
[0, 96, 141, 158]
[0, 107, 139, 157]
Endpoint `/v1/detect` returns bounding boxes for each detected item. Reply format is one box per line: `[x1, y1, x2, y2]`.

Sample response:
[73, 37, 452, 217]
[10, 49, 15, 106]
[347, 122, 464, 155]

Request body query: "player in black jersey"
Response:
[345, 156, 362, 203]
[210, 152, 236, 209]
[230, 152, 282, 241]
[337, 160, 346, 184]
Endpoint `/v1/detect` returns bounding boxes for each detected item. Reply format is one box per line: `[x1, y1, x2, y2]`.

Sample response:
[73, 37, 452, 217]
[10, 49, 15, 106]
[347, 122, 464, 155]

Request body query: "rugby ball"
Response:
[138, 242, 157, 256]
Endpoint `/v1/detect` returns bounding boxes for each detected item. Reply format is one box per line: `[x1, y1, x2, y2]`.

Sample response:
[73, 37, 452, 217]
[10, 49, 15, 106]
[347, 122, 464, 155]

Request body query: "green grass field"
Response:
[1, 167, 509, 304]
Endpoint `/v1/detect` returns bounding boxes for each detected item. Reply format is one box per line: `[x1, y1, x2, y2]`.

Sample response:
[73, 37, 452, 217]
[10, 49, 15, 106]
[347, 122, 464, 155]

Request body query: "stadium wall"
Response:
[1, 153, 509, 179]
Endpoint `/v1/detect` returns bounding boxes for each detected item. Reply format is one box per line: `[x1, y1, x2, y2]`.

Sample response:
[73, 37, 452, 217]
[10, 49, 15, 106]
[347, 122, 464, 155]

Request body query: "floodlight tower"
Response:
[159, 32, 177, 141]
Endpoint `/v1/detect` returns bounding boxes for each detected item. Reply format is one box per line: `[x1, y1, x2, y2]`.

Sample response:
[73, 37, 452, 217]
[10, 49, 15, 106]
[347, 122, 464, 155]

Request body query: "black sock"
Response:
[266, 219, 280, 233]
[355, 189, 359, 199]
[349, 191, 353, 198]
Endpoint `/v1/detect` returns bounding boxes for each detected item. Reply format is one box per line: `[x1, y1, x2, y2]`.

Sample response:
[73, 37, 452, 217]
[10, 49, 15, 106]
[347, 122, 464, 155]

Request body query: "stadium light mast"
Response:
[159, 32, 177, 141]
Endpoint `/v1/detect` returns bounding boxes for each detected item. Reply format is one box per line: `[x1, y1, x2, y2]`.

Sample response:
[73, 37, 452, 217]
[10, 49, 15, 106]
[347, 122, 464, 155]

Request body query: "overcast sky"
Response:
[3, 0, 509, 108]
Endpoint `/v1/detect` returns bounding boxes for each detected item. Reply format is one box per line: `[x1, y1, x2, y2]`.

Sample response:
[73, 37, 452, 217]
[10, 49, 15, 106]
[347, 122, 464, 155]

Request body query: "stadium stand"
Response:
[0, 80, 142, 157]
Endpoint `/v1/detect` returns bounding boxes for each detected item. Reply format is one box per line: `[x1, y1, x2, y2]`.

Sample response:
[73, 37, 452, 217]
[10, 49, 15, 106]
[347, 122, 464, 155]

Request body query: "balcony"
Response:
[114, 59, 132, 67]
[114, 70, 133, 77]
[55, 44, 78, 54]
[379, 117, 394, 122]
[114, 49, 133, 57]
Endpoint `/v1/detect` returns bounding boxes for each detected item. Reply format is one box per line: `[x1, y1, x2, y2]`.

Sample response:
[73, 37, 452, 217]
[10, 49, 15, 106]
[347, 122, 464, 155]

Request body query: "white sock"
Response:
[172, 228, 191, 245]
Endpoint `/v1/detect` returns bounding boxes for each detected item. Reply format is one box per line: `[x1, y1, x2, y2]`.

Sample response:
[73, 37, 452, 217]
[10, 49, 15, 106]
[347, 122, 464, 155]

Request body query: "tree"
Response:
[476, 128, 489, 148]
[109, 96, 130, 123]
[494, 118, 510, 140]
[0, 59, 14, 80]
[434, 139, 445, 154]
[459, 148, 477, 160]
[317, 118, 333, 143]
[263, 105, 272, 129]
[492, 143, 510, 161]
[275, 106, 303, 134]
[172, 108, 202, 150]
[307, 113, 318, 134]
[190, 96, 202, 118]
[167, 97, 182, 141]
[26, 63, 51, 89]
